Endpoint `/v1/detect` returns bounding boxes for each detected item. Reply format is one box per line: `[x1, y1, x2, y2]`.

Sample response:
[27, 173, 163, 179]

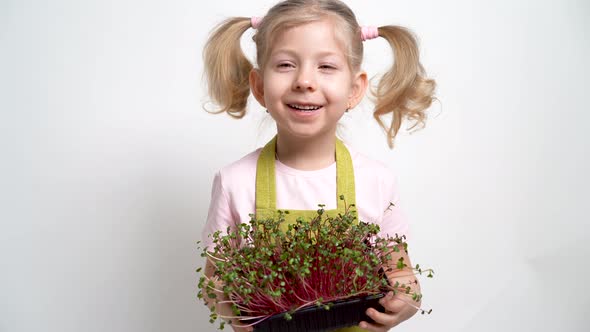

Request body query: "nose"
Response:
[292, 67, 316, 91]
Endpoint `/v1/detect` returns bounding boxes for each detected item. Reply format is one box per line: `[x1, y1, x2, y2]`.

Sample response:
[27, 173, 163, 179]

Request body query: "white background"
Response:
[1, 0, 589, 331]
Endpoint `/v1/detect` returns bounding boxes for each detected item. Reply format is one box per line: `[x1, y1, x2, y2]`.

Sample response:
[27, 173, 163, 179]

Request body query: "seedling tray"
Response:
[252, 293, 386, 332]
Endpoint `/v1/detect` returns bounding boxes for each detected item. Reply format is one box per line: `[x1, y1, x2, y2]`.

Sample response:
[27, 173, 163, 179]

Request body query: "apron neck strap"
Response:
[255, 134, 356, 219]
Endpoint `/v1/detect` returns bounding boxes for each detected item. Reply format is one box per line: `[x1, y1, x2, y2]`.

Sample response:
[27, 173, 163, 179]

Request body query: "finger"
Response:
[231, 321, 253, 332]
[359, 320, 388, 332]
[379, 293, 409, 313]
[365, 307, 398, 327]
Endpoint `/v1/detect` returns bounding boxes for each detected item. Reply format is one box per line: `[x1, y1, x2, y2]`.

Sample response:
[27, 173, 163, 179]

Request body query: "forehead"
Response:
[269, 19, 348, 59]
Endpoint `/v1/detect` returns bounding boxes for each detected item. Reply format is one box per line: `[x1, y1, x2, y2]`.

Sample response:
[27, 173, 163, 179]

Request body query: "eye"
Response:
[320, 65, 336, 70]
[278, 63, 294, 68]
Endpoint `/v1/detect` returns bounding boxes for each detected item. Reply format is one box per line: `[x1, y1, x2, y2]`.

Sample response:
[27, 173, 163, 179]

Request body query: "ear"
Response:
[249, 68, 266, 108]
[348, 70, 368, 109]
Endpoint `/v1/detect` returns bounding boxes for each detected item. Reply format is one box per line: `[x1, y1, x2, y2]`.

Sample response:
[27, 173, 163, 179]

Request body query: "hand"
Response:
[230, 323, 253, 332]
[358, 291, 419, 332]
[207, 281, 253, 332]
[214, 301, 253, 332]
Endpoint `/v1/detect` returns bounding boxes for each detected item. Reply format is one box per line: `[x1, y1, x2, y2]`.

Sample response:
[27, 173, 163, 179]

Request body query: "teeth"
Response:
[289, 104, 321, 111]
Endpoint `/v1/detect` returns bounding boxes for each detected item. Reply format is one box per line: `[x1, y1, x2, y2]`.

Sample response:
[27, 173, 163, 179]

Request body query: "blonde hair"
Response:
[202, 0, 436, 148]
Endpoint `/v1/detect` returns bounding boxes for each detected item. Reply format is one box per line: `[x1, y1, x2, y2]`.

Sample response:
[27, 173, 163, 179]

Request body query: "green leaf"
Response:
[355, 267, 364, 277]
[396, 257, 405, 270]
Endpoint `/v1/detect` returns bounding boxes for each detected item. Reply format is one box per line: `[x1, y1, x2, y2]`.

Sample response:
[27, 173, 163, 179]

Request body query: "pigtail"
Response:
[202, 17, 253, 118]
[370, 25, 436, 149]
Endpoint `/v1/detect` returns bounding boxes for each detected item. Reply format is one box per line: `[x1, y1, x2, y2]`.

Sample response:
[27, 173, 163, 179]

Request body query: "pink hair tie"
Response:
[361, 26, 379, 41]
[251, 16, 263, 29]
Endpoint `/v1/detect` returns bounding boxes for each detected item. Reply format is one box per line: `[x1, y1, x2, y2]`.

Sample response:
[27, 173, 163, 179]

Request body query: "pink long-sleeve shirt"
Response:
[201, 143, 411, 251]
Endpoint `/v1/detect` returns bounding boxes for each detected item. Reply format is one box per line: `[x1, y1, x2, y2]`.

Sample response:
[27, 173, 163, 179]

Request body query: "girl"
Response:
[200, 0, 435, 331]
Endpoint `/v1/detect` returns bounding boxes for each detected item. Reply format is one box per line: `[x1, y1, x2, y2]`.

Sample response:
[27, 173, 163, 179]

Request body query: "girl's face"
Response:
[250, 18, 367, 140]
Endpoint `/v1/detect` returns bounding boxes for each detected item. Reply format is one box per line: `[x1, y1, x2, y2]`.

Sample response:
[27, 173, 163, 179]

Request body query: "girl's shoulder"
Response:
[208, 147, 262, 201]
[216, 147, 262, 181]
[344, 143, 398, 182]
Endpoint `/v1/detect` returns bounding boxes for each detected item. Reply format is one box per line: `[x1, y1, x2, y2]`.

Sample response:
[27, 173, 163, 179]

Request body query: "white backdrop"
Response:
[1, 0, 589, 331]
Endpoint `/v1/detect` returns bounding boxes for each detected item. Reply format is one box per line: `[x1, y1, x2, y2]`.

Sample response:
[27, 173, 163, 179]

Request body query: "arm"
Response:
[359, 244, 422, 332]
[202, 259, 253, 332]
[384, 243, 421, 304]
[359, 169, 424, 330]
[200, 171, 252, 330]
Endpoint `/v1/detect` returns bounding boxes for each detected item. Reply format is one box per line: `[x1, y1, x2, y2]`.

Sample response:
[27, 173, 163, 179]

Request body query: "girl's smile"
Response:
[286, 102, 323, 120]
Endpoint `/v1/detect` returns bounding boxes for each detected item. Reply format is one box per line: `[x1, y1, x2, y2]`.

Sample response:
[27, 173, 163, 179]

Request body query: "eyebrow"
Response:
[271, 49, 343, 59]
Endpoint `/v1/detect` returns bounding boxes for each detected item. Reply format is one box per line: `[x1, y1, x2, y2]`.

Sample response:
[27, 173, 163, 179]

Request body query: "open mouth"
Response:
[287, 104, 323, 112]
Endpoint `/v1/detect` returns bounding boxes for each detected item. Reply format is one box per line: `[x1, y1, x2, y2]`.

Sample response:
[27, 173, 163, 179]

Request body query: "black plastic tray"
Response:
[252, 293, 386, 332]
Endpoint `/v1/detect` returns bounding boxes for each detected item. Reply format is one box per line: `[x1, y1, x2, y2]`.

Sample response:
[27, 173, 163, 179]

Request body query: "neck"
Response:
[275, 130, 337, 171]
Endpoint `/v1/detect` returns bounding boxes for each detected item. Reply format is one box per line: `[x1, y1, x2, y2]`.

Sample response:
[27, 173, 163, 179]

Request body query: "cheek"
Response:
[263, 74, 290, 102]
[322, 75, 352, 99]
[262, 85, 282, 104]
[324, 85, 351, 104]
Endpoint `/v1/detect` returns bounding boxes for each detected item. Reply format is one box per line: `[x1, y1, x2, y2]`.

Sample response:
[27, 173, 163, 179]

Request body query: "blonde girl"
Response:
[200, 1, 435, 331]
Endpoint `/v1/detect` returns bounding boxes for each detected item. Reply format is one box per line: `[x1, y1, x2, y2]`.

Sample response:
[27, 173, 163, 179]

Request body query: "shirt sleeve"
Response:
[379, 172, 411, 243]
[200, 170, 234, 252]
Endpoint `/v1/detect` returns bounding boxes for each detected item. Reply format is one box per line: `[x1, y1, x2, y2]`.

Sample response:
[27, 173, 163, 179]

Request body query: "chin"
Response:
[281, 126, 335, 139]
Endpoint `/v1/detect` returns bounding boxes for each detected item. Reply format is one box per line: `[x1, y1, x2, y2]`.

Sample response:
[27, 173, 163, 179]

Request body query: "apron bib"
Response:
[255, 134, 364, 332]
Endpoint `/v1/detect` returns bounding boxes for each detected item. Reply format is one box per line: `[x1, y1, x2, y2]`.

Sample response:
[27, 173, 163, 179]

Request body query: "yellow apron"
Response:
[255, 134, 364, 332]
